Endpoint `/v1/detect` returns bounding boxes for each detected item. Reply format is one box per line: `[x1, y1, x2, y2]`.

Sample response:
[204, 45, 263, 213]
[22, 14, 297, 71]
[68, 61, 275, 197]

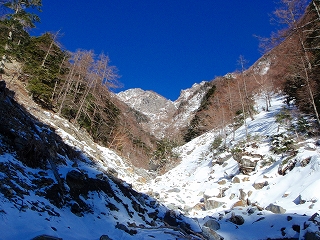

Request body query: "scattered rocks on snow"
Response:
[204, 189, 221, 199]
[265, 203, 286, 214]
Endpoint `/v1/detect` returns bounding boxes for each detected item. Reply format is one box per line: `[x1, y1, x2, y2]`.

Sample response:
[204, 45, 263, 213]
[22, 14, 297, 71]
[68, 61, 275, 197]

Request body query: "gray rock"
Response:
[253, 181, 268, 190]
[229, 193, 236, 200]
[265, 203, 286, 214]
[100, 235, 112, 240]
[218, 179, 226, 185]
[202, 226, 223, 240]
[115, 223, 129, 232]
[167, 188, 181, 193]
[232, 176, 241, 183]
[204, 219, 220, 231]
[66, 170, 86, 190]
[32, 235, 62, 240]
[304, 231, 320, 240]
[247, 207, 256, 215]
[107, 168, 118, 178]
[239, 158, 257, 174]
[239, 189, 247, 201]
[229, 214, 245, 225]
[205, 199, 225, 210]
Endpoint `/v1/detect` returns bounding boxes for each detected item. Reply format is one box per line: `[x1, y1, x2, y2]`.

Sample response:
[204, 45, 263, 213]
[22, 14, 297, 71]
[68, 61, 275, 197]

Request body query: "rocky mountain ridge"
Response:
[116, 81, 212, 139]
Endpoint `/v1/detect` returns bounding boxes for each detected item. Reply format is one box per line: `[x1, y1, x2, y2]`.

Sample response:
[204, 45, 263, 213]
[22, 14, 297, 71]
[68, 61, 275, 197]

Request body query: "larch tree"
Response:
[225, 73, 237, 141]
[235, 71, 248, 138]
[272, 0, 320, 125]
[238, 55, 254, 121]
[252, 59, 273, 112]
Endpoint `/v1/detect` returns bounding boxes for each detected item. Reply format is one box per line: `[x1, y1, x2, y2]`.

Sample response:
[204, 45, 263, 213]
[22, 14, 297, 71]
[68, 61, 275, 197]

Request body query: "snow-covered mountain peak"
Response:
[175, 81, 208, 104]
[117, 88, 175, 116]
[116, 82, 211, 139]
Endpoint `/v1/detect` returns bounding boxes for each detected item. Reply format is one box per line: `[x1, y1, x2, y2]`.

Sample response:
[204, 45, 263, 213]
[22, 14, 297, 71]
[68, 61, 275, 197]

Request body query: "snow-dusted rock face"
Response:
[252, 57, 271, 76]
[117, 81, 211, 139]
[117, 88, 175, 116]
[171, 81, 211, 134]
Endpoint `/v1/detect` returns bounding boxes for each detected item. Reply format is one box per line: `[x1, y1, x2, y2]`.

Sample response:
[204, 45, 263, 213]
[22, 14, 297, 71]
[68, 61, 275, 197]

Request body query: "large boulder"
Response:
[229, 214, 245, 225]
[66, 170, 86, 190]
[253, 181, 268, 190]
[100, 235, 112, 240]
[205, 199, 225, 210]
[265, 203, 286, 214]
[239, 157, 258, 174]
[232, 200, 247, 208]
[304, 231, 320, 240]
[204, 219, 220, 231]
[232, 176, 241, 183]
[202, 226, 223, 240]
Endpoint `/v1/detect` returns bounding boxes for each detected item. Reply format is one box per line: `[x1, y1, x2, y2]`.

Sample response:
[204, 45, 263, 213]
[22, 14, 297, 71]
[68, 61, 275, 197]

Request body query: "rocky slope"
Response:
[1, 75, 320, 239]
[141, 93, 320, 240]
[0, 81, 208, 240]
[117, 81, 212, 139]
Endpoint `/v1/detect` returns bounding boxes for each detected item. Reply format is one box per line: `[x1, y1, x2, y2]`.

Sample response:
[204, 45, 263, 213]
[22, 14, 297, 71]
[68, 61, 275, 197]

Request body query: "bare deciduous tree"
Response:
[272, 0, 320, 124]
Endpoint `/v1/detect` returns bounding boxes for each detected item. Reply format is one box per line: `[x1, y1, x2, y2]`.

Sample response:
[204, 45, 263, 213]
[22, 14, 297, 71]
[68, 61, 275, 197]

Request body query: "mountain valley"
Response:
[1, 0, 320, 239]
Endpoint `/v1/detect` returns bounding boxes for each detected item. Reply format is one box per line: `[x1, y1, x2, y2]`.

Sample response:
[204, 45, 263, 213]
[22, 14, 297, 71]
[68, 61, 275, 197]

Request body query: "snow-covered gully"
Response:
[0, 83, 319, 239]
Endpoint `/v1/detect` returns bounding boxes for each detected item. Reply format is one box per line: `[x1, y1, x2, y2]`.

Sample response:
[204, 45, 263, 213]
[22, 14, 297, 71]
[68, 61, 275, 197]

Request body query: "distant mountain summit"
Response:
[117, 88, 175, 117]
[116, 81, 212, 139]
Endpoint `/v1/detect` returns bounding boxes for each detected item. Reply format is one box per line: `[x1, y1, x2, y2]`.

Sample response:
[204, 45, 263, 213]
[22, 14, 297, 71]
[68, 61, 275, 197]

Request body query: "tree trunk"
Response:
[236, 76, 248, 138]
[227, 79, 235, 141]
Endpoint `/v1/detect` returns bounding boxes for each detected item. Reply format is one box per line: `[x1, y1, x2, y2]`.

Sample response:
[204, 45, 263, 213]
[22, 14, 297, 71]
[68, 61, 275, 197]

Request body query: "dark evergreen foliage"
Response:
[198, 83, 216, 111]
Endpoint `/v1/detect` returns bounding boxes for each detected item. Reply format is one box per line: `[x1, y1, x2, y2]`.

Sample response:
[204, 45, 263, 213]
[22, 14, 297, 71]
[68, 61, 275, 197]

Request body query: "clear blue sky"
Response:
[31, 1, 279, 101]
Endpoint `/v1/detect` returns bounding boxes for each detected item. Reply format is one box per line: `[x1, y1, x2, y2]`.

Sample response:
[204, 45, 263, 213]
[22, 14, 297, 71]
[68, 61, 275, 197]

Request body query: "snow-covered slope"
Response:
[2, 78, 320, 239]
[0, 85, 204, 240]
[141, 94, 320, 240]
[117, 81, 211, 138]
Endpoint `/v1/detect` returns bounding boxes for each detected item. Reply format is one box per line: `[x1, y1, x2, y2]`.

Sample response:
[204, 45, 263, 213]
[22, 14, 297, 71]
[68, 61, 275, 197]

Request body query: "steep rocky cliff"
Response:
[117, 81, 212, 140]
